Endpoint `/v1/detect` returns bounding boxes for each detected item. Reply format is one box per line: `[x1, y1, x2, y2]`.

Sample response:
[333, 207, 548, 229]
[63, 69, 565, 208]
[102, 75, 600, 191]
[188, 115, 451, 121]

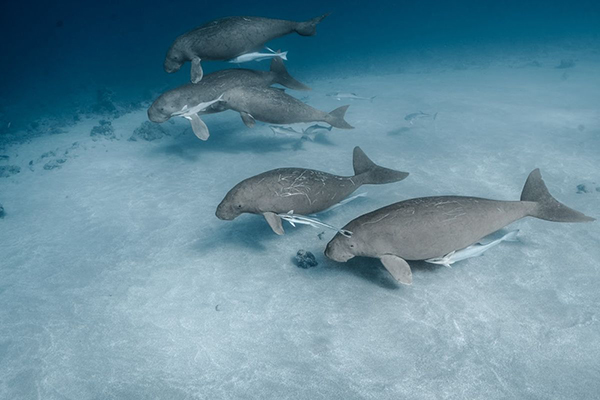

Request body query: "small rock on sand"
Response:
[295, 250, 319, 269]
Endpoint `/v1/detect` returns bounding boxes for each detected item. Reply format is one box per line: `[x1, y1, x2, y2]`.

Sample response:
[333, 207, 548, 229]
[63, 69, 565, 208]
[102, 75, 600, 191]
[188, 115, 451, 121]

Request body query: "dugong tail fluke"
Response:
[270, 58, 311, 91]
[326, 105, 354, 129]
[295, 13, 330, 36]
[353, 147, 409, 185]
[521, 169, 595, 223]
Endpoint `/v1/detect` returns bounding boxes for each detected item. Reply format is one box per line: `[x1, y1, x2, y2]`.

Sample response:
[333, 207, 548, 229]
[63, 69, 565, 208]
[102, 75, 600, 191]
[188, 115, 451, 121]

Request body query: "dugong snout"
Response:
[164, 46, 185, 73]
[164, 57, 183, 73]
[325, 237, 355, 262]
[215, 200, 240, 221]
[147, 105, 169, 123]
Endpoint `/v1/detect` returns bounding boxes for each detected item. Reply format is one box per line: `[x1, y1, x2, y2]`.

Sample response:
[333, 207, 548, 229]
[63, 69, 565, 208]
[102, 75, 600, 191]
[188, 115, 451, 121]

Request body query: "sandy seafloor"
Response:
[1, 47, 600, 399]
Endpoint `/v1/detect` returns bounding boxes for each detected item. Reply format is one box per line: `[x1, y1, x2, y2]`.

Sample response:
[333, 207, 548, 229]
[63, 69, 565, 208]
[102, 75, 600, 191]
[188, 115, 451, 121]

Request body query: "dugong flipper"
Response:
[191, 57, 203, 84]
[380, 255, 413, 285]
[240, 112, 256, 128]
[325, 169, 594, 285]
[185, 113, 209, 140]
[216, 147, 409, 234]
[263, 212, 284, 235]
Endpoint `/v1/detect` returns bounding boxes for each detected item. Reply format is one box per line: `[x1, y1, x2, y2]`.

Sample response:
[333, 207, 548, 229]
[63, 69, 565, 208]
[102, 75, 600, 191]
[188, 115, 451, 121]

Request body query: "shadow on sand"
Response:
[319, 255, 444, 290]
[192, 214, 309, 254]
[387, 127, 412, 136]
[149, 120, 340, 161]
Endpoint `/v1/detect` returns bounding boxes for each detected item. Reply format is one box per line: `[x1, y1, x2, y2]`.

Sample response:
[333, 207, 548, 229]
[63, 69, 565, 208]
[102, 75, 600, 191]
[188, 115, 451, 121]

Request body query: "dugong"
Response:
[325, 169, 595, 285]
[164, 14, 329, 83]
[221, 86, 354, 129]
[216, 147, 409, 235]
[148, 58, 310, 140]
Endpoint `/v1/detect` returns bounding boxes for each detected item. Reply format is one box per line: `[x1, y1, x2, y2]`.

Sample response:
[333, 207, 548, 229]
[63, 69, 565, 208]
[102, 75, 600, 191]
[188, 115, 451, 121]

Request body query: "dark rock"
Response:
[90, 120, 115, 141]
[556, 59, 575, 69]
[0, 203, 4, 218]
[129, 121, 168, 142]
[63, 142, 80, 156]
[40, 151, 56, 159]
[0, 165, 20, 178]
[295, 250, 318, 269]
[576, 184, 588, 194]
[0, 155, 9, 161]
[26, 118, 66, 136]
[596, 187, 600, 193]
[43, 159, 67, 170]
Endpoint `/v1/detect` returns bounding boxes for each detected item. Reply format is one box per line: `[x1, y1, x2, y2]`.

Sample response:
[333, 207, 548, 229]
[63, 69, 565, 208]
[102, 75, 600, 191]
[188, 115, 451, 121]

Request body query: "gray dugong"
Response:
[165, 14, 328, 83]
[148, 58, 310, 140]
[221, 86, 354, 129]
[216, 147, 409, 235]
[325, 169, 595, 285]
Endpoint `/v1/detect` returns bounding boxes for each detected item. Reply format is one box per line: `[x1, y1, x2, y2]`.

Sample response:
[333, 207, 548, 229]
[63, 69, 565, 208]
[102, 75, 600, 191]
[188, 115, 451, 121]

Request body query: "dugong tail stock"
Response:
[326, 105, 354, 129]
[295, 13, 330, 36]
[522, 168, 595, 222]
[353, 147, 409, 185]
[270, 58, 311, 91]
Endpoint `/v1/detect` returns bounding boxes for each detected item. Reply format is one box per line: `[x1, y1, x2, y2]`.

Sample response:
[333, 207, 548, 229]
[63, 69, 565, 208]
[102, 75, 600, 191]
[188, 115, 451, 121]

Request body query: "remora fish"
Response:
[229, 47, 288, 63]
[302, 124, 333, 135]
[269, 124, 333, 141]
[404, 111, 438, 124]
[425, 230, 520, 267]
[269, 125, 303, 136]
[327, 92, 376, 101]
[278, 211, 353, 237]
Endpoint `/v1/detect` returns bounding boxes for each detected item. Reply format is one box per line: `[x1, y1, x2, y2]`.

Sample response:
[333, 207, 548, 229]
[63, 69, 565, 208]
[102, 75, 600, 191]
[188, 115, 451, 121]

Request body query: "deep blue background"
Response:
[0, 0, 599, 128]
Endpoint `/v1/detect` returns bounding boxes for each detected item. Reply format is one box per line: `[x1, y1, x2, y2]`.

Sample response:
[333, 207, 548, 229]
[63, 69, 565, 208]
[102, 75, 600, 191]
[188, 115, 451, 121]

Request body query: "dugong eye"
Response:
[349, 244, 354, 248]
[237, 204, 242, 208]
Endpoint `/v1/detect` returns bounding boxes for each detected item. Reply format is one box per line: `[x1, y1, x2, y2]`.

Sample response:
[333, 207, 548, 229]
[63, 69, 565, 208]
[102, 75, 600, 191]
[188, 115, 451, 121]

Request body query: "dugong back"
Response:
[181, 17, 298, 60]
[348, 196, 532, 260]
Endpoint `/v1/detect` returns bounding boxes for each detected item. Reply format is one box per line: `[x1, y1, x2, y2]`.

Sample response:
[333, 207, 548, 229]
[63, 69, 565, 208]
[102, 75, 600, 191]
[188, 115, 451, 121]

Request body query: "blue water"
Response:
[1, 1, 599, 399]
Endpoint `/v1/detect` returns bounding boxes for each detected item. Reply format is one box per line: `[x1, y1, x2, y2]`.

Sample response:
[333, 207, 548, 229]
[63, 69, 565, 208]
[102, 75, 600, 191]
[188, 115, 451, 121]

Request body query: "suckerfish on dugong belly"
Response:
[220, 86, 355, 129]
[164, 14, 329, 83]
[147, 58, 310, 140]
[325, 169, 595, 285]
[216, 147, 409, 235]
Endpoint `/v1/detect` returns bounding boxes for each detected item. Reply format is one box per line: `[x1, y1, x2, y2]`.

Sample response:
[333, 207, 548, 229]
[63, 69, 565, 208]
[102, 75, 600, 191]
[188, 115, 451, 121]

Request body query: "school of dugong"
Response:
[148, 13, 595, 285]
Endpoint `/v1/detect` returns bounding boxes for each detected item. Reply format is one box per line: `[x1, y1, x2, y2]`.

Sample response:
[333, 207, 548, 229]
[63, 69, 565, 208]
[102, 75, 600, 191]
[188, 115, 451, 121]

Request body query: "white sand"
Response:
[1, 54, 599, 399]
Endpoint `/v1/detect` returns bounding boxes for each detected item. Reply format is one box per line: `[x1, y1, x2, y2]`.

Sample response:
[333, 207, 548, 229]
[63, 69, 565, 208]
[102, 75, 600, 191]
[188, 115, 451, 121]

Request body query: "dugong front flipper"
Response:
[185, 114, 210, 140]
[191, 57, 203, 83]
[263, 212, 284, 235]
[240, 112, 256, 128]
[380, 255, 413, 285]
[173, 94, 224, 140]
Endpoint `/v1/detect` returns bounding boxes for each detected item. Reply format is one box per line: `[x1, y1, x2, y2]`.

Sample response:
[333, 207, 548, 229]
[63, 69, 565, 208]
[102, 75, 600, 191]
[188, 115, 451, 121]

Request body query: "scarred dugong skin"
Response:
[221, 86, 354, 129]
[165, 14, 329, 83]
[325, 169, 595, 285]
[148, 58, 310, 124]
[216, 147, 409, 235]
